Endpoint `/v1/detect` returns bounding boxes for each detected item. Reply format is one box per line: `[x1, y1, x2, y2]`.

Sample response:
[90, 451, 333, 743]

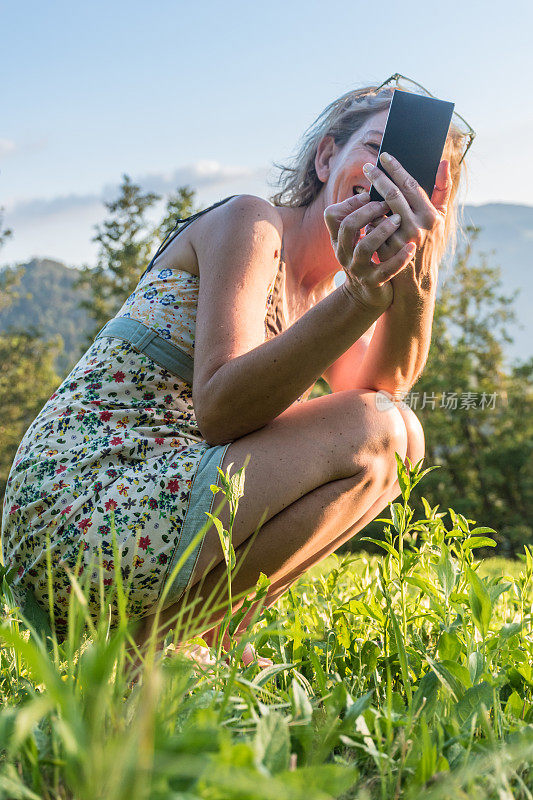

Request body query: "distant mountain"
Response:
[461, 203, 533, 365]
[0, 259, 94, 376]
[1, 203, 531, 376]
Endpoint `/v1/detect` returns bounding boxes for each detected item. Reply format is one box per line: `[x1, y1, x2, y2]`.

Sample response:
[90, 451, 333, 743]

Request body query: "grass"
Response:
[1, 455, 533, 799]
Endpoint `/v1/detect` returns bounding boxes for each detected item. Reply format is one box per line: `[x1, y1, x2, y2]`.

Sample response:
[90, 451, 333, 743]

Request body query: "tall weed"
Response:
[0, 456, 532, 799]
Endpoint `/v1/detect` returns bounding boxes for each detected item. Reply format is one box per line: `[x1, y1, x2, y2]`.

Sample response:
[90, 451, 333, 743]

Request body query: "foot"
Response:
[175, 641, 273, 671]
[240, 642, 274, 669]
[177, 642, 217, 670]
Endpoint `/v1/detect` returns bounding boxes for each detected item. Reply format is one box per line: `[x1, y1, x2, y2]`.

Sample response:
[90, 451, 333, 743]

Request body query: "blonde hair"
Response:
[267, 84, 470, 268]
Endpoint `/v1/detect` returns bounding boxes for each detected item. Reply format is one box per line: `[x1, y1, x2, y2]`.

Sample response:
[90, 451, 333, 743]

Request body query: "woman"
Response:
[1, 78, 469, 665]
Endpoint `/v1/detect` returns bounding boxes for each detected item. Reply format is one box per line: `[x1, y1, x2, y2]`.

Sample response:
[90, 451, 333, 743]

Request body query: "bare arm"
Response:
[322, 318, 376, 392]
[199, 284, 381, 445]
[192, 193, 415, 446]
[323, 262, 436, 396]
[351, 272, 437, 395]
[325, 157, 453, 396]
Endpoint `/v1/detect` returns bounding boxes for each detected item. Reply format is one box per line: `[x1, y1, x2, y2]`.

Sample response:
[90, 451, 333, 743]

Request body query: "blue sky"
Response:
[2, 0, 532, 265]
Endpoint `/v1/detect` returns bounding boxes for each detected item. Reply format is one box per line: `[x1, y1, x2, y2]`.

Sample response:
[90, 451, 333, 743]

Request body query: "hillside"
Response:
[0, 259, 94, 376]
[462, 203, 533, 364]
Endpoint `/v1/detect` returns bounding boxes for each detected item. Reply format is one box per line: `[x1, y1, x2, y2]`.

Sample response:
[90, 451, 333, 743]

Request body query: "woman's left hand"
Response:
[363, 154, 453, 293]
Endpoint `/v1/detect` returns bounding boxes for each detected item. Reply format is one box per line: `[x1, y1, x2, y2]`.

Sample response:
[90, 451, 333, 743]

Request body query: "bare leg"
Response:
[213, 400, 425, 642]
[199, 469, 399, 654]
[133, 392, 422, 652]
[143, 458, 398, 649]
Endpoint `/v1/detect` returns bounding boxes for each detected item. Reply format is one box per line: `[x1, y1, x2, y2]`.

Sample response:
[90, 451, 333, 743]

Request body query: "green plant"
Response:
[1, 456, 533, 799]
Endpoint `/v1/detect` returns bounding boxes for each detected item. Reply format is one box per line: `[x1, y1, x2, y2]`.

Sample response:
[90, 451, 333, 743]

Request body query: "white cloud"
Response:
[6, 193, 101, 218]
[0, 139, 16, 157]
[0, 160, 272, 266]
[6, 161, 270, 222]
[102, 161, 268, 200]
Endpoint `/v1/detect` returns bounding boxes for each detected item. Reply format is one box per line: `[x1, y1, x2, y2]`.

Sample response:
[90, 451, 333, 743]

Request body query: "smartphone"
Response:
[369, 89, 455, 207]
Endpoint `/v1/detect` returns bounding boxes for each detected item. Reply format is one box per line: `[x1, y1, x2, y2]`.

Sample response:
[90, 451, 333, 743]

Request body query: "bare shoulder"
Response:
[190, 194, 284, 279]
[221, 193, 283, 224]
[152, 195, 283, 277]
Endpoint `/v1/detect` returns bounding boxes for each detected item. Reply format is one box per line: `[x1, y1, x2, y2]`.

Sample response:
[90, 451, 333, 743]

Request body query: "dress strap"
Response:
[138, 194, 239, 282]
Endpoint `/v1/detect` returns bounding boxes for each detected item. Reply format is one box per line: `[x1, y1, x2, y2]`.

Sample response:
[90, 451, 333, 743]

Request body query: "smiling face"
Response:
[314, 109, 389, 206]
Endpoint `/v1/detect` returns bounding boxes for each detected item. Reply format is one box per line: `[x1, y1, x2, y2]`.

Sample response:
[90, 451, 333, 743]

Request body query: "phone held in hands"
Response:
[369, 89, 455, 208]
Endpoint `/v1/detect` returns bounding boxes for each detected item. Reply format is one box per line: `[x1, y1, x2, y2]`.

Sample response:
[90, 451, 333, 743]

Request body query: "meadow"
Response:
[1, 456, 533, 800]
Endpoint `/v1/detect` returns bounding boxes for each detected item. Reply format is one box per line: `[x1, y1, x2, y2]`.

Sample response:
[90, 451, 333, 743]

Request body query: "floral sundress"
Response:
[1, 195, 312, 636]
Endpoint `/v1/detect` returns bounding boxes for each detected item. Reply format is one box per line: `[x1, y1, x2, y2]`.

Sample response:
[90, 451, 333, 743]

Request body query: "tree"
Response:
[74, 176, 198, 345]
[0, 209, 15, 312]
[0, 330, 62, 503]
[324, 225, 532, 556]
[155, 185, 197, 243]
[0, 215, 62, 514]
[0, 259, 94, 378]
[408, 226, 532, 554]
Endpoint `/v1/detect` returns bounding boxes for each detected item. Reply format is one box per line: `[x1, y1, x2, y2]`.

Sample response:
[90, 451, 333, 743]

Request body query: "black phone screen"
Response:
[369, 89, 454, 206]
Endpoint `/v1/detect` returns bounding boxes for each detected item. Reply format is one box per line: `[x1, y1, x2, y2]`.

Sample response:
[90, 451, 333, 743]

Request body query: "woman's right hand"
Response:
[324, 192, 417, 312]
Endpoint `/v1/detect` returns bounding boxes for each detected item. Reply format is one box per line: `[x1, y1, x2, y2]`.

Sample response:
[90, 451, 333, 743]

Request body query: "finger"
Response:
[324, 192, 371, 241]
[363, 160, 412, 220]
[336, 201, 389, 264]
[328, 196, 389, 236]
[373, 243, 417, 287]
[363, 222, 385, 265]
[431, 159, 453, 216]
[353, 214, 402, 266]
[378, 152, 435, 219]
[375, 226, 405, 263]
[375, 237, 397, 263]
[364, 214, 385, 234]
[365, 217, 404, 264]
[363, 220, 392, 264]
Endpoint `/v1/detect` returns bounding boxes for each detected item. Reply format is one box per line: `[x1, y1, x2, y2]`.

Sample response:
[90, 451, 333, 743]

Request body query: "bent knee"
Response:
[366, 395, 426, 492]
[354, 391, 408, 487]
[395, 401, 425, 466]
